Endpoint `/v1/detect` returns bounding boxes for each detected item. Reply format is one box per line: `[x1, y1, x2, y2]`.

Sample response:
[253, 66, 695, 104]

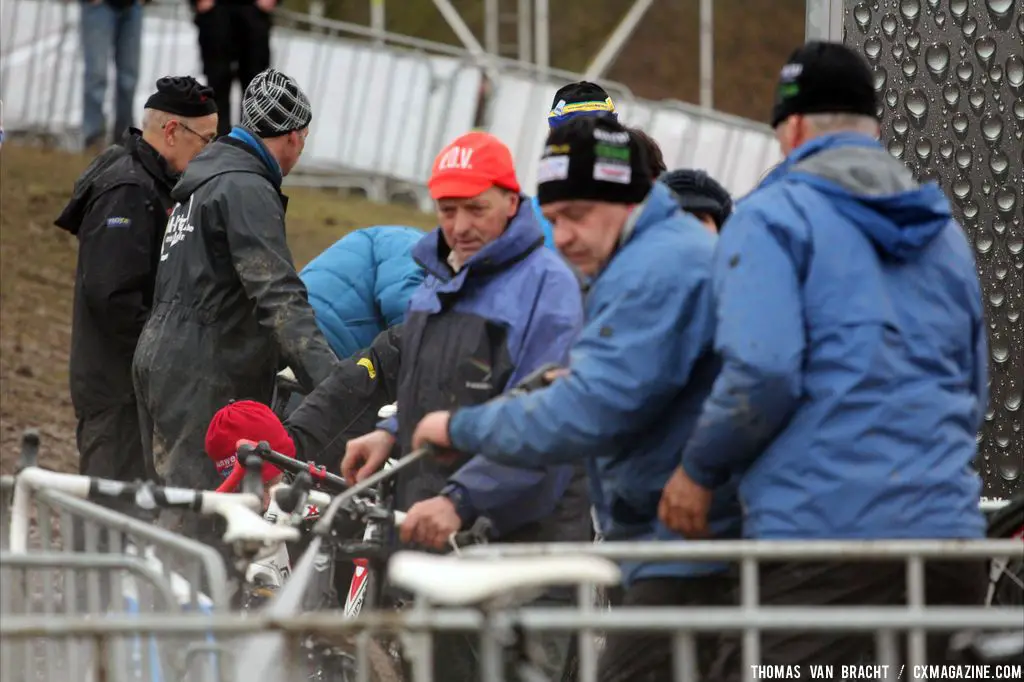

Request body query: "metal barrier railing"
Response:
[0, 473, 235, 682]
[0, 0, 781, 201]
[0, 539, 1019, 682]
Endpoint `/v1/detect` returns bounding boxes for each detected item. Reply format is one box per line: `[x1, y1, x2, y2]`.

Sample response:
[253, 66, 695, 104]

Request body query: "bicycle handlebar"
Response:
[9, 466, 299, 553]
[237, 440, 350, 495]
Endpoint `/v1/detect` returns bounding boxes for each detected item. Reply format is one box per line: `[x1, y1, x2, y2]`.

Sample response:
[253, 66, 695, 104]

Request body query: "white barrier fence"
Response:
[0, 0, 782, 204]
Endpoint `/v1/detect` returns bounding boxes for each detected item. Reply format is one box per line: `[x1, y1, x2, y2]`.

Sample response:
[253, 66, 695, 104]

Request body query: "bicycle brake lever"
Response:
[275, 471, 313, 515]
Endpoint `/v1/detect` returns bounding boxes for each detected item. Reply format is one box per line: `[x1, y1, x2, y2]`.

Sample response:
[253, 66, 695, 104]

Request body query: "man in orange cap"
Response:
[342, 131, 591, 680]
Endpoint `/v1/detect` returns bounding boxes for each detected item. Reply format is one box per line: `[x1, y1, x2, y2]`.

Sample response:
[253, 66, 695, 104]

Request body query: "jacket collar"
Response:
[122, 128, 179, 193]
[412, 197, 545, 286]
[227, 126, 283, 188]
[759, 132, 881, 191]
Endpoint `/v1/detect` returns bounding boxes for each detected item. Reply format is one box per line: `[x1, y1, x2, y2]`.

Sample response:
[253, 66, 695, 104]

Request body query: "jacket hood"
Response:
[171, 127, 281, 202]
[412, 196, 545, 280]
[55, 129, 177, 235]
[775, 133, 951, 261]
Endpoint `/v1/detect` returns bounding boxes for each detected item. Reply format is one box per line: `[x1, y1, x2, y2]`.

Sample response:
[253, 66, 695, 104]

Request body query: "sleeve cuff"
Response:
[681, 451, 728, 490]
[440, 480, 478, 527]
[377, 415, 398, 436]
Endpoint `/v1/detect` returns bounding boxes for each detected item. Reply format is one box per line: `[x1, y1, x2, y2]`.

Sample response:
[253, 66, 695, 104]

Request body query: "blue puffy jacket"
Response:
[300, 226, 425, 359]
[449, 183, 742, 585]
[681, 132, 988, 540]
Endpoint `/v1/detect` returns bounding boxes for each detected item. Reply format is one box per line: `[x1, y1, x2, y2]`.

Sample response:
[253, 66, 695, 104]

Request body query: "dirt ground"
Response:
[0, 143, 434, 475]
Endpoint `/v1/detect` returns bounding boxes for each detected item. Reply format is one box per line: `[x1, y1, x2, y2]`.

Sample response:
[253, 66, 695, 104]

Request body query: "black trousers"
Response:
[710, 559, 989, 679]
[598, 574, 736, 682]
[194, 5, 272, 136]
[77, 401, 147, 483]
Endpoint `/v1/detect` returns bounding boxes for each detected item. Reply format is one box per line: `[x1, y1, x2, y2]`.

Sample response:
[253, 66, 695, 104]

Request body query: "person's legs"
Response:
[78, 402, 147, 483]
[194, 5, 235, 136]
[112, 2, 143, 140]
[710, 560, 906, 680]
[598, 574, 735, 682]
[80, 1, 116, 146]
[234, 5, 272, 95]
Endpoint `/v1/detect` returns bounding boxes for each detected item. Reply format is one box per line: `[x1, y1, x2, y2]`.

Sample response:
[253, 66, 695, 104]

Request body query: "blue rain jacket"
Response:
[449, 183, 742, 584]
[681, 132, 988, 540]
[300, 226, 425, 359]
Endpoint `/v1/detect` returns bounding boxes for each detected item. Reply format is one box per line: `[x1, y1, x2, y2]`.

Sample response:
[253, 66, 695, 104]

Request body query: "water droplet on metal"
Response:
[990, 64, 1003, 84]
[915, 138, 932, 161]
[925, 42, 951, 76]
[1014, 97, 1024, 122]
[995, 186, 1017, 213]
[968, 86, 986, 112]
[899, 0, 921, 22]
[1007, 54, 1024, 87]
[865, 36, 883, 61]
[885, 88, 899, 108]
[935, 10, 947, 27]
[872, 65, 887, 91]
[952, 112, 970, 136]
[950, 0, 968, 19]
[980, 113, 1003, 142]
[976, 227, 994, 252]
[939, 139, 954, 160]
[974, 35, 997, 63]
[854, 2, 872, 30]
[963, 16, 978, 38]
[894, 43, 906, 60]
[990, 288, 1005, 307]
[952, 176, 972, 200]
[992, 345, 1009, 363]
[887, 138, 905, 159]
[906, 31, 922, 52]
[882, 12, 898, 36]
[893, 115, 910, 136]
[943, 82, 961, 105]
[902, 56, 918, 78]
[905, 89, 929, 119]
[956, 59, 974, 83]
[985, 0, 1014, 18]
[963, 201, 979, 219]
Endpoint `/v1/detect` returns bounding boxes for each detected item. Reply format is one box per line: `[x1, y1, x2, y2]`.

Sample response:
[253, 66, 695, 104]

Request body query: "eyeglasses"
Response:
[164, 120, 217, 145]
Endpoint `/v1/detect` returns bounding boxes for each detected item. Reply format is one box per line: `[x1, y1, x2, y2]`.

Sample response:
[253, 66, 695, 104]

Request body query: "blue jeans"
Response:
[80, 1, 143, 144]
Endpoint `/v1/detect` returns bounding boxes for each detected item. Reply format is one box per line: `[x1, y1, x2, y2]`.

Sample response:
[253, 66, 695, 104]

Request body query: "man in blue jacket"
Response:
[299, 225, 425, 359]
[659, 42, 989, 670]
[529, 80, 621, 249]
[341, 130, 591, 681]
[412, 115, 741, 682]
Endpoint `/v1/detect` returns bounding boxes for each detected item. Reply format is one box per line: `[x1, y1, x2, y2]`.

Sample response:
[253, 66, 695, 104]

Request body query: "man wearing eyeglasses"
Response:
[55, 76, 219, 484]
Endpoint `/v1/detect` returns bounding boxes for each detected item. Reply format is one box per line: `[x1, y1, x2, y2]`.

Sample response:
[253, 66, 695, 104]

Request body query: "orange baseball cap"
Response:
[428, 131, 521, 200]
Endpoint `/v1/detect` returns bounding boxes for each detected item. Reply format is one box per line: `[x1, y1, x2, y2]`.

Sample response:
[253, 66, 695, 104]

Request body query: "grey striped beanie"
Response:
[240, 68, 312, 138]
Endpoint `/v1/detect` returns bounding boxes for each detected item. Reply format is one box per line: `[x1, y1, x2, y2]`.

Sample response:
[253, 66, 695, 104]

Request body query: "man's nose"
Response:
[452, 210, 475, 236]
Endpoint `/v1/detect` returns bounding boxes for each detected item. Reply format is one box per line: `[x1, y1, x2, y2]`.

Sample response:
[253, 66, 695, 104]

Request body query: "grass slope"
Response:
[0, 143, 433, 474]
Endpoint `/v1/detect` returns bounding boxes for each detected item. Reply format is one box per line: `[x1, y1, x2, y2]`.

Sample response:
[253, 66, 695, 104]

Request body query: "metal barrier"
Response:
[1, 474, 235, 682]
[1, 539, 1019, 682]
[0, 0, 781, 202]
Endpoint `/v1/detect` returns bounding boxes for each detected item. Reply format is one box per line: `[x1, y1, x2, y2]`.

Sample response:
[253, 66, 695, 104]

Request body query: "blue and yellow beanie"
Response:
[548, 81, 618, 129]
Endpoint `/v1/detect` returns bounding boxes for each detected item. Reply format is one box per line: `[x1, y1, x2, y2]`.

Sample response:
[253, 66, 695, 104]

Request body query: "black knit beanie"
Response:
[537, 115, 651, 206]
[660, 169, 733, 229]
[144, 76, 217, 117]
[770, 41, 879, 128]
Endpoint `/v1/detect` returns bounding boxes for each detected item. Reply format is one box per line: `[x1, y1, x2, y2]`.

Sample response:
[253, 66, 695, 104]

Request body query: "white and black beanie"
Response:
[537, 115, 651, 206]
[240, 68, 312, 138]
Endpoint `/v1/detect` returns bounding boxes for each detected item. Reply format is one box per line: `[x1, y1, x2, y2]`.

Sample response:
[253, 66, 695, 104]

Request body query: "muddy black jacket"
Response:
[133, 127, 338, 487]
[286, 324, 403, 471]
[55, 130, 178, 417]
[384, 203, 593, 544]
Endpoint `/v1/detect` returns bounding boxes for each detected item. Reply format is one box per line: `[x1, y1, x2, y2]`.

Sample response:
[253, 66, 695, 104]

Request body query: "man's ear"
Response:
[507, 191, 520, 218]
